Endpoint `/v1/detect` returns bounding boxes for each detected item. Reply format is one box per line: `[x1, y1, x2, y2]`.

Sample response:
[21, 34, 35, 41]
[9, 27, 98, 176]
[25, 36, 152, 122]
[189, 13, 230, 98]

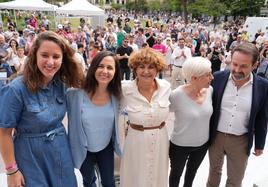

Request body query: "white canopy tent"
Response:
[0, 0, 57, 28]
[0, 0, 57, 11]
[56, 0, 105, 28]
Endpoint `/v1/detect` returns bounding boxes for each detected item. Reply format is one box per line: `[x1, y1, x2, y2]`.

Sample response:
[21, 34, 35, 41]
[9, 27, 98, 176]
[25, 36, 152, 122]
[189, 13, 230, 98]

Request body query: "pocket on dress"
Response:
[158, 100, 170, 108]
[26, 104, 44, 112]
[56, 96, 64, 104]
[126, 105, 142, 112]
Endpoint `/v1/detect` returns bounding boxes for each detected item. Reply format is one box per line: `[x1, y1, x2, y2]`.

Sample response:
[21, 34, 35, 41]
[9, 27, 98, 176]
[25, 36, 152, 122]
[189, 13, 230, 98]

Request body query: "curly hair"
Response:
[128, 47, 166, 73]
[23, 31, 84, 93]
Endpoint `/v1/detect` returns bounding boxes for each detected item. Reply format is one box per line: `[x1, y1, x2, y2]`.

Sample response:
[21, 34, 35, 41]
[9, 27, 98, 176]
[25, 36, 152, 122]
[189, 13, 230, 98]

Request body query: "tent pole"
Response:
[53, 10, 57, 30]
[13, 9, 17, 28]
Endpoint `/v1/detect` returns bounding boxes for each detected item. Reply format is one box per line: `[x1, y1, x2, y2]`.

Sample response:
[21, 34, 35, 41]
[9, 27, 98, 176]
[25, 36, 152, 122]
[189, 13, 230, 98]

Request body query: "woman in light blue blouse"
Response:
[67, 51, 122, 187]
[0, 31, 84, 187]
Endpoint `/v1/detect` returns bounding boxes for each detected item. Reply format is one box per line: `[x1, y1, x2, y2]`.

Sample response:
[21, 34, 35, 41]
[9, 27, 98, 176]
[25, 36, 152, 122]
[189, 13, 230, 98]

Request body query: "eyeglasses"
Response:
[123, 40, 129, 43]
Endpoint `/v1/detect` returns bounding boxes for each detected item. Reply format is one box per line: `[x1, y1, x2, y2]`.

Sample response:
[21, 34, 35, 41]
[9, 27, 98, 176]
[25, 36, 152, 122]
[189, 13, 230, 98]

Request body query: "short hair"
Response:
[23, 31, 84, 93]
[138, 28, 144, 33]
[182, 57, 212, 83]
[83, 51, 122, 99]
[9, 38, 18, 48]
[231, 42, 259, 65]
[128, 48, 166, 73]
[123, 35, 129, 41]
[77, 42, 84, 49]
[17, 45, 25, 50]
[178, 37, 185, 42]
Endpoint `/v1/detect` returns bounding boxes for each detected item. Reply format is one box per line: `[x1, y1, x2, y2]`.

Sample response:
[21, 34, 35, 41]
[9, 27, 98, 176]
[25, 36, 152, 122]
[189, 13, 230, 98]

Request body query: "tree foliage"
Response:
[221, 0, 265, 16]
[188, 0, 227, 17]
[148, 0, 161, 12]
[162, 0, 181, 12]
[125, 0, 148, 11]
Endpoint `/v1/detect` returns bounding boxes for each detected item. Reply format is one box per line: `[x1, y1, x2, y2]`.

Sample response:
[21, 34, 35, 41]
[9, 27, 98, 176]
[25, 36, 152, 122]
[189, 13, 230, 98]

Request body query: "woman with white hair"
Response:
[169, 57, 214, 187]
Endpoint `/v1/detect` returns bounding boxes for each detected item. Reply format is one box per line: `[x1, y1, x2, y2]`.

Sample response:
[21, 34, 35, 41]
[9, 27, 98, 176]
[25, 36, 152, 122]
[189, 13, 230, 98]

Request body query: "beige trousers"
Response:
[207, 132, 249, 187]
[171, 65, 185, 89]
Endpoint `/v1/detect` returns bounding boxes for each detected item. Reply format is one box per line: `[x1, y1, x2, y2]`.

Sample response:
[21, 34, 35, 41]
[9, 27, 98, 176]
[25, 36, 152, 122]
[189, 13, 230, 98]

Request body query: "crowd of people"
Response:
[0, 11, 268, 187]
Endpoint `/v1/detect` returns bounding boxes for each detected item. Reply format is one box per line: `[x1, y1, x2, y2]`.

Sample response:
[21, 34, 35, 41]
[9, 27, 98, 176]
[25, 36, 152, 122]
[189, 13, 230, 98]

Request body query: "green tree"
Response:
[221, 0, 265, 16]
[125, 0, 148, 12]
[99, 0, 104, 8]
[111, 2, 124, 10]
[125, 1, 136, 10]
[188, 0, 226, 17]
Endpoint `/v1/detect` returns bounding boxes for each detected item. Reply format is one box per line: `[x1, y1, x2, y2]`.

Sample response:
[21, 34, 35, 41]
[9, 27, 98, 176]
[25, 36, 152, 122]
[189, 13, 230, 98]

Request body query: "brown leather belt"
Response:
[129, 122, 165, 131]
[217, 131, 248, 137]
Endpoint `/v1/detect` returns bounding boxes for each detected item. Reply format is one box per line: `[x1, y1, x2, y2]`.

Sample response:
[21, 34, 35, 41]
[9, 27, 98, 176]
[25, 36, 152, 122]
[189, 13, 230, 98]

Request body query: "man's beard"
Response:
[231, 72, 250, 81]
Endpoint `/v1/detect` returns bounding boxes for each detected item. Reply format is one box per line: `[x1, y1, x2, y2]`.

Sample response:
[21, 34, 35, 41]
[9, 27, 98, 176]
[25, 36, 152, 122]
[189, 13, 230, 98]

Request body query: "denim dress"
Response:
[0, 76, 77, 187]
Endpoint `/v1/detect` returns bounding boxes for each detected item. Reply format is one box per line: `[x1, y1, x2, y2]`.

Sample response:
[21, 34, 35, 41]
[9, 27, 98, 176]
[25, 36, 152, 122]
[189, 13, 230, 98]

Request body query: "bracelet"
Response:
[6, 168, 19, 176]
[5, 163, 17, 171]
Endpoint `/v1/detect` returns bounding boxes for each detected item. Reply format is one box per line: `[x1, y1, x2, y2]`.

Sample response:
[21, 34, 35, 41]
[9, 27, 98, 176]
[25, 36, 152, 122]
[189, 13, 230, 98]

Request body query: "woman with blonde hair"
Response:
[169, 57, 214, 187]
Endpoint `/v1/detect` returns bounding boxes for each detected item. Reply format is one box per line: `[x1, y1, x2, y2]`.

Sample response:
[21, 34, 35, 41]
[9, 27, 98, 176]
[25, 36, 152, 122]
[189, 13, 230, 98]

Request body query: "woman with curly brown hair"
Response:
[0, 31, 84, 187]
[120, 48, 171, 187]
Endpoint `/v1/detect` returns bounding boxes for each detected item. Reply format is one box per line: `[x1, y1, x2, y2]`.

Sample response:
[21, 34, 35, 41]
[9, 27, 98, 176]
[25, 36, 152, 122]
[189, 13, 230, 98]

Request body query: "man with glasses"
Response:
[116, 36, 133, 80]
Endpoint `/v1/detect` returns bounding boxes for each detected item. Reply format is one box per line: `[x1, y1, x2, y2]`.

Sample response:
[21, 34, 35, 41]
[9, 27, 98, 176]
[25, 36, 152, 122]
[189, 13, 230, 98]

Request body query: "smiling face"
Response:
[135, 62, 158, 84]
[230, 51, 256, 84]
[178, 38, 185, 48]
[36, 40, 63, 85]
[10, 40, 17, 47]
[95, 56, 116, 87]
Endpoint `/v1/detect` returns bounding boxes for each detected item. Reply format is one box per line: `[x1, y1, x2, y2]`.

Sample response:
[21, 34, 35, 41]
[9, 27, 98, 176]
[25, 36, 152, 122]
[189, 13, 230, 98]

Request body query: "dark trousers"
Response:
[120, 67, 130, 80]
[169, 141, 208, 187]
[158, 71, 163, 79]
[80, 141, 115, 187]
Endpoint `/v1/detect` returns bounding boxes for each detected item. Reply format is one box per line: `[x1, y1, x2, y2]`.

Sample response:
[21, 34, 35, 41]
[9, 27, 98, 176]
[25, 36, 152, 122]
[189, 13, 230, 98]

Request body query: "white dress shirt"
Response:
[217, 73, 253, 135]
[171, 46, 192, 67]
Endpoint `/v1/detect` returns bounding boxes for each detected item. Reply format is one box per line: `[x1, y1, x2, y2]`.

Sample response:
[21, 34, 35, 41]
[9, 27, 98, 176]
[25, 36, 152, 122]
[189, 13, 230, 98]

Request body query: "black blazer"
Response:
[209, 70, 268, 155]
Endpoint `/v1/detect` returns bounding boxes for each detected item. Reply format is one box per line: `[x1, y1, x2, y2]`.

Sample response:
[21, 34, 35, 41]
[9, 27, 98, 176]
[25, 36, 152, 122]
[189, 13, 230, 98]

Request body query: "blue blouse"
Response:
[67, 88, 122, 169]
[82, 92, 114, 152]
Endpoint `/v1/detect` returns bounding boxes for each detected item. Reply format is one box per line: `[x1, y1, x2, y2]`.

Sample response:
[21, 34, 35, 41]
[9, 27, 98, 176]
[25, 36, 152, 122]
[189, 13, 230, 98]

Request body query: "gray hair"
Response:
[182, 57, 212, 83]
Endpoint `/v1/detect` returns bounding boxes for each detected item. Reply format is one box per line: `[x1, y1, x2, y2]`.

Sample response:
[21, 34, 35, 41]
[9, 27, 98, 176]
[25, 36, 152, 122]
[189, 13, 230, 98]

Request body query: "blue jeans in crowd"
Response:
[79, 141, 115, 187]
[0, 62, 13, 77]
[120, 67, 130, 80]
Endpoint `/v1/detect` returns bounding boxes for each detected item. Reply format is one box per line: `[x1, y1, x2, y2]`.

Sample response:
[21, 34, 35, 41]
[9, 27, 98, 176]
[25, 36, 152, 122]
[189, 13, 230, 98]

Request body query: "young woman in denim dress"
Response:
[0, 31, 84, 187]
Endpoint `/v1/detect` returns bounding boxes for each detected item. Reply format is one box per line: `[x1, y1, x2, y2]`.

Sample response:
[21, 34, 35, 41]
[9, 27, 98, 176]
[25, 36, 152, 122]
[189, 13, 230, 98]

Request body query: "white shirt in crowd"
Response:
[171, 46, 192, 67]
[217, 73, 253, 135]
[74, 52, 86, 73]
